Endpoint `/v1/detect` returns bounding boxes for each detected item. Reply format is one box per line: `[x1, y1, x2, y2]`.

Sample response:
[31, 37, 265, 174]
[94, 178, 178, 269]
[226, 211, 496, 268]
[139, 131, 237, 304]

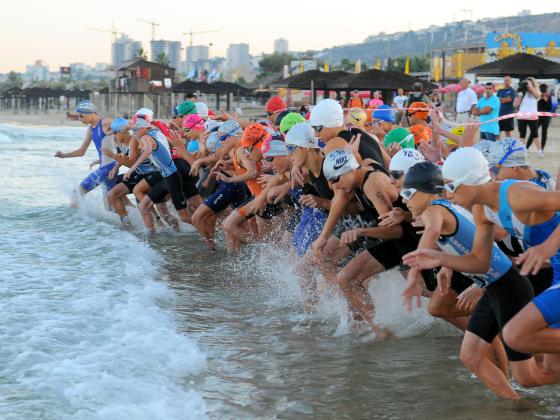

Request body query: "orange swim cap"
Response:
[409, 124, 432, 145]
[408, 102, 429, 121]
[241, 123, 269, 148]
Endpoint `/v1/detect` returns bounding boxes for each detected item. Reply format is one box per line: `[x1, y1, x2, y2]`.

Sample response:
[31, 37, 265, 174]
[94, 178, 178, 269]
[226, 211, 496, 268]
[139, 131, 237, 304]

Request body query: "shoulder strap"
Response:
[497, 180, 517, 232]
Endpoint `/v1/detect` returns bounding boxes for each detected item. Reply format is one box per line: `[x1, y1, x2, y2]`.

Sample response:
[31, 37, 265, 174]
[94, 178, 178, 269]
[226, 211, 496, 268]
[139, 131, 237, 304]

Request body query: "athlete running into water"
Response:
[54, 101, 116, 206]
[403, 150, 558, 398]
[125, 118, 191, 232]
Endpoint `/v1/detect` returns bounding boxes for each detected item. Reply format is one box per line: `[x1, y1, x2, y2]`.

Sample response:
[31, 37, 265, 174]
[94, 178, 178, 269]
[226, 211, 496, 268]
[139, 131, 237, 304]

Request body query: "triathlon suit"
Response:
[234, 143, 283, 220]
[160, 121, 200, 201]
[497, 170, 555, 296]
[80, 118, 117, 192]
[337, 128, 386, 167]
[332, 163, 386, 257]
[116, 143, 159, 193]
[144, 128, 187, 211]
[430, 198, 533, 361]
[483, 180, 560, 327]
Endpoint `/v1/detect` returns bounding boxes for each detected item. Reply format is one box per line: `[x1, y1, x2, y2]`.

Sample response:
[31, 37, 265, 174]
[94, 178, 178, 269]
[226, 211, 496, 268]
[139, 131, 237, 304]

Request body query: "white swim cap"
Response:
[442, 147, 491, 186]
[323, 149, 360, 181]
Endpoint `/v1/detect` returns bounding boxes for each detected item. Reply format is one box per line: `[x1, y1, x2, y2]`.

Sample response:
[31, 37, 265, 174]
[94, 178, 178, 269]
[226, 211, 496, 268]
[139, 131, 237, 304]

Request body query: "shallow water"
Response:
[2, 123, 559, 419]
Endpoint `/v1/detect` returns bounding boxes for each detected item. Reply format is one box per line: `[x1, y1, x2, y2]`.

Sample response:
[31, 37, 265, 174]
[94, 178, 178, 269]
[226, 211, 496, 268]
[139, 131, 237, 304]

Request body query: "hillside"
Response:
[316, 12, 560, 63]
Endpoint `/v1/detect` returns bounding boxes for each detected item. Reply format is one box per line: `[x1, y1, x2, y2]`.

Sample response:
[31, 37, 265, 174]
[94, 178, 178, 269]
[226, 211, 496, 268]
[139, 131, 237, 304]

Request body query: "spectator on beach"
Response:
[536, 84, 553, 151]
[368, 91, 384, 108]
[345, 90, 365, 109]
[392, 88, 408, 124]
[497, 75, 516, 138]
[429, 92, 442, 109]
[515, 77, 542, 157]
[404, 82, 429, 109]
[184, 93, 198, 102]
[472, 83, 500, 141]
[455, 79, 477, 123]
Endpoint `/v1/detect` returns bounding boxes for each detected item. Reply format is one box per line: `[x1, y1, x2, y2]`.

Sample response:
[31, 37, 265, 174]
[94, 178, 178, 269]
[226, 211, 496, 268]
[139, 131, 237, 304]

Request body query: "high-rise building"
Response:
[226, 43, 250, 69]
[150, 40, 182, 69]
[274, 38, 289, 54]
[112, 35, 143, 68]
[25, 60, 50, 82]
[185, 45, 209, 73]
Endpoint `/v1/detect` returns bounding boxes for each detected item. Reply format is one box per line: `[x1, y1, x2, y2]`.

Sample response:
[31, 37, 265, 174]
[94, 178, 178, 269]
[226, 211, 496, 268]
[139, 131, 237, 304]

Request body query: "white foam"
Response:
[246, 244, 456, 340]
[1, 124, 207, 419]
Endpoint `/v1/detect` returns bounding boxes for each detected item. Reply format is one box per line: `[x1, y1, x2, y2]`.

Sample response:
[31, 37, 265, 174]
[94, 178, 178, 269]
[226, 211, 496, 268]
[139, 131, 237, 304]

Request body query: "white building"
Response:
[185, 45, 209, 73]
[69, 63, 92, 79]
[150, 40, 182, 70]
[112, 35, 143, 68]
[226, 43, 250, 69]
[274, 38, 289, 54]
[94, 63, 110, 72]
[25, 60, 50, 82]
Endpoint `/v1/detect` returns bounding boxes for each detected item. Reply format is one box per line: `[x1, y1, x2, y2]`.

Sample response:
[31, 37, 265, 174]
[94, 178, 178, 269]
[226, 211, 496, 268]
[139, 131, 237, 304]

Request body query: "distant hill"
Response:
[315, 12, 560, 64]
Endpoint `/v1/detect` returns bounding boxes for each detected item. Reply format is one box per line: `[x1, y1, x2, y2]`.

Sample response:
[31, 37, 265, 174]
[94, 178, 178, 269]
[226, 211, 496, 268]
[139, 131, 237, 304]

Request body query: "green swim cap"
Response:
[177, 101, 197, 117]
[279, 112, 306, 133]
[384, 127, 415, 149]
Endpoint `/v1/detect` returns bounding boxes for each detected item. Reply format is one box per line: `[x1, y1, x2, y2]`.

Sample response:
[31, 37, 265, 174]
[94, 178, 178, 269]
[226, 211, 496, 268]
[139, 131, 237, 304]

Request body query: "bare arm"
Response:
[125, 137, 153, 177]
[55, 129, 92, 158]
[403, 205, 494, 274]
[316, 189, 351, 240]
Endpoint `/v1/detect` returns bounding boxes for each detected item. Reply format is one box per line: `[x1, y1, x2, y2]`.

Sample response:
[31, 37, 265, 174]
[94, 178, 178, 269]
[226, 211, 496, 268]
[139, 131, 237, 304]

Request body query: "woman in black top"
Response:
[536, 84, 553, 151]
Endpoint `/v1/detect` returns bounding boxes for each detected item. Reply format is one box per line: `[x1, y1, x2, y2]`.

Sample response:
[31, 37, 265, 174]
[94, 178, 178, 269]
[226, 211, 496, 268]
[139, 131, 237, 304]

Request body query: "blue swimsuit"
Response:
[80, 119, 117, 192]
[483, 180, 560, 326]
[431, 199, 512, 287]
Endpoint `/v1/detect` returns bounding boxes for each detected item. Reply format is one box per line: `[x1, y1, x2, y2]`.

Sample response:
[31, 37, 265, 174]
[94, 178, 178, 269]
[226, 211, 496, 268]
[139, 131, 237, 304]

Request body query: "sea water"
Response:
[2, 123, 560, 419]
[0, 124, 206, 420]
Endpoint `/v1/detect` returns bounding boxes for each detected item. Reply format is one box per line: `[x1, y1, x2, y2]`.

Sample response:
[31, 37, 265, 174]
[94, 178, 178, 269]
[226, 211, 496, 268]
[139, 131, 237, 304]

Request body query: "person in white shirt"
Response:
[455, 79, 477, 123]
[514, 77, 543, 157]
[392, 88, 408, 124]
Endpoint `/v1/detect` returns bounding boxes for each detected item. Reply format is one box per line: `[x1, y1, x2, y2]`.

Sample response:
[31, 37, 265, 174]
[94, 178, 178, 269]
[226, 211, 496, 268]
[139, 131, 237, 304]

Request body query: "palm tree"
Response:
[155, 53, 170, 67]
[135, 48, 148, 60]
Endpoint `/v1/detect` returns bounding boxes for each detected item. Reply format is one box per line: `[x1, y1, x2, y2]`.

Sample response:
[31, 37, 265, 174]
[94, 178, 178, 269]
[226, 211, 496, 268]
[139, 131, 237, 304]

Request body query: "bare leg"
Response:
[222, 210, 253, 253]
[155, 202, 180, 231]
[336, 251, 388, 336]
[503, 302, 560, 355]
[107, 183, 130, 219]
[460, 332, 519, 400]
[138, 196, 156, 233]
[192, 204, 218, 249]
[315, 236, 352, 285]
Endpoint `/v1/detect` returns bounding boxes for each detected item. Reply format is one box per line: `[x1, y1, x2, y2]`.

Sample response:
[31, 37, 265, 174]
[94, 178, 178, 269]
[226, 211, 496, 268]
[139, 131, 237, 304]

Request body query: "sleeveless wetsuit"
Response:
[80, 118, 117, 192]
[427, 199, 533, 361]
[483, 180, 560, 327]
[145, 129, 187, 211]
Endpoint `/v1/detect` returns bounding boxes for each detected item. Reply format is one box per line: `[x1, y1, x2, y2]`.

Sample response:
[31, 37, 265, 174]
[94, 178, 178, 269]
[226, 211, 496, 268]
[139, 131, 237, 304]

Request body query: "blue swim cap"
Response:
[187, 140, 200, 153]
[75, 100, 96, 114]
[372, 104, 394, 123]
[110, 117, 129, 133]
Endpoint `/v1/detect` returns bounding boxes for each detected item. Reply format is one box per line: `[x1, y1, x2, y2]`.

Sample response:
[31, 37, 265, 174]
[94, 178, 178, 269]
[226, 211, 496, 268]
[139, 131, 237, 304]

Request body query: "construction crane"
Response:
[87, 24, 125, 43]
[138, 19, 160, 41]
[182, 29, 219, 48]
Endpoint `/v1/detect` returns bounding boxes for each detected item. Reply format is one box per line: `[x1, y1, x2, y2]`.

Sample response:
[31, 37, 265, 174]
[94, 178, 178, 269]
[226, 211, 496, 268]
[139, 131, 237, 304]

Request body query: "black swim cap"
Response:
[403, 161, 444, 194]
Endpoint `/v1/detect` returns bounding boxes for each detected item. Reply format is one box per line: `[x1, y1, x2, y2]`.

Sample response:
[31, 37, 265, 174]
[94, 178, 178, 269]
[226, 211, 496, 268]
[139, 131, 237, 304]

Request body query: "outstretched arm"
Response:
[55, 129, 92, 158]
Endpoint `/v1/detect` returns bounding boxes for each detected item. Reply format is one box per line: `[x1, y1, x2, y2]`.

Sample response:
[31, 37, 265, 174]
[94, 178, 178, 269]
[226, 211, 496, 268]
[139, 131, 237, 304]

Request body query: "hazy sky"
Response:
[2, 0, 559, 72]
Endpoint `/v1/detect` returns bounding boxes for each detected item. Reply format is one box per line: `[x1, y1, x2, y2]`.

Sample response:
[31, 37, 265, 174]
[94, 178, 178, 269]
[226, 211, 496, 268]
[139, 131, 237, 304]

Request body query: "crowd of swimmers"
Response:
[54, 94, 560, 400]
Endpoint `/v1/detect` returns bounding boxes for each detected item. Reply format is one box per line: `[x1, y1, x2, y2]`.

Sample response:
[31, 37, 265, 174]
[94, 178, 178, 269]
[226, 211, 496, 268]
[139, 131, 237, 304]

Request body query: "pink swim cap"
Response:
[183, 114, 205, 130]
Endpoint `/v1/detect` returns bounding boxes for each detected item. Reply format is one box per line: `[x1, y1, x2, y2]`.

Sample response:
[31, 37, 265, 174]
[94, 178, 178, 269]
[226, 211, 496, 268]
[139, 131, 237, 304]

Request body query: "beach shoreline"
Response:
[1, 110, 558, 174]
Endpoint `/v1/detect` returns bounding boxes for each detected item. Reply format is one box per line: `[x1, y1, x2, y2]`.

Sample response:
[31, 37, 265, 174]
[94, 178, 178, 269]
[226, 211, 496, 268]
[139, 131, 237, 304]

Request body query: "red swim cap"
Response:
[265, 96, 287, 113]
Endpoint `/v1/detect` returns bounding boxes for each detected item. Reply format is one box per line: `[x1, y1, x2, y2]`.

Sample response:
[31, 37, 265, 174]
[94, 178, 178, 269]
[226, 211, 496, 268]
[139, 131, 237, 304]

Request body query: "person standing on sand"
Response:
[54, 101, 116, 207]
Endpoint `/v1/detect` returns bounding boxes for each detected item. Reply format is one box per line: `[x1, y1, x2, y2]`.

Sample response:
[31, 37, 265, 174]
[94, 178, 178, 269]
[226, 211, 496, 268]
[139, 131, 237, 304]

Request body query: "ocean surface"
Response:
[1, 122, 559, 419]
